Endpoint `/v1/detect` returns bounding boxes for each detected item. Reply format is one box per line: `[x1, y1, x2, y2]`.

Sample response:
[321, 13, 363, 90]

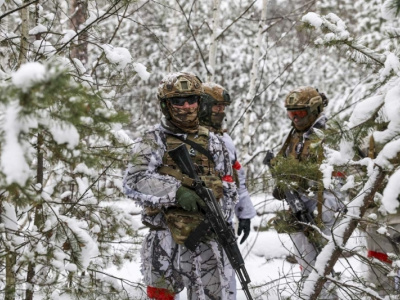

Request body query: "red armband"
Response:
[222, 175, 234, 183]
[332, 171, 346, 178]
[367, 250, 392, 264]
[147, 286, 175, 300]
[232, 160, 241, 170]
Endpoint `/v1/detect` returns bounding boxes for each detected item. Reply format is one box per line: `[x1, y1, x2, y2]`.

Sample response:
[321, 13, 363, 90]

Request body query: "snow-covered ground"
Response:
[109, 193, 367, 299]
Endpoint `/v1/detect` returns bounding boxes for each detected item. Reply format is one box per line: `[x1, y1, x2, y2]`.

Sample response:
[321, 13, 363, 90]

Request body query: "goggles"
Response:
[168, 96, 199, 106]
[287, 109, 308, 120]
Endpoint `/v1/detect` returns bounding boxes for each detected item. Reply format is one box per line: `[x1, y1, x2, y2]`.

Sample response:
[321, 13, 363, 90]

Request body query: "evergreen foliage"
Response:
[0, 63, 142, 299]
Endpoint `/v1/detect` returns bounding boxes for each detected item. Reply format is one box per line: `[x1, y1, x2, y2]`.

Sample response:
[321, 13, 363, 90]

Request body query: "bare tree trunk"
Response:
[305, 165, 386, 299]
[241, 0, 268, 161]
[2, 198, 16, 300]
[17, 0, 30, 67]
[5, 252, 16, 300]
[70, 0, 88, 65]
[207, 0, 220, 82]
[25, 133, 44, 300]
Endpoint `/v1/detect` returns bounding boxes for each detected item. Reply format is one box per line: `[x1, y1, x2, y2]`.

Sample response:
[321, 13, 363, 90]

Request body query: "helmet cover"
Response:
[158, 72, 203, 100]
[284, 86, 327, 131]
[284, 86, 323, 113]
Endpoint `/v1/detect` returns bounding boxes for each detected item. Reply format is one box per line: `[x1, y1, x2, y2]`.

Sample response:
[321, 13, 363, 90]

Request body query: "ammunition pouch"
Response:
[199, 175, 223, 201]
[164, 208, 204, 244]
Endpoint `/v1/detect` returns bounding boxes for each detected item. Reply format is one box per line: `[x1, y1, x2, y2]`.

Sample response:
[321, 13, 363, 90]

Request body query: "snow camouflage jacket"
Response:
[123, 119, 238, 297]
[220, 133, 256, 220]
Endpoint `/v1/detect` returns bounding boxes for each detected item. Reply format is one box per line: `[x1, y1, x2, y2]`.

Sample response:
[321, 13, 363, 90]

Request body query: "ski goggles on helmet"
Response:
[168, 96, 199, 106]
[287, 109, 308, 120]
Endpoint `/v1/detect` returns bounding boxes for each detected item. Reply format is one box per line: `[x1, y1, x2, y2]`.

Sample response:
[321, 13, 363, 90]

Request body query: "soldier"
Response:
[199, 82, 257, 298]
[199, 82, 256, 241]
[123, 72, 238, 300]
[268, 86, 343, 298]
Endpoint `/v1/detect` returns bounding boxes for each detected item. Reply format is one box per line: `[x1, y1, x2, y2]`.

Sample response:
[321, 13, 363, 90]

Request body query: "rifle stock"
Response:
[168, 144, 253, 300]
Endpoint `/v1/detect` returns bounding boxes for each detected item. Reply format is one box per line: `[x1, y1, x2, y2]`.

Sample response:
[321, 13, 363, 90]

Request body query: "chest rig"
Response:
[286, 130, 312, 162]
[160, 126, 224, 201]
[277, 128, 325, 223]
[159, 127, 223, 245]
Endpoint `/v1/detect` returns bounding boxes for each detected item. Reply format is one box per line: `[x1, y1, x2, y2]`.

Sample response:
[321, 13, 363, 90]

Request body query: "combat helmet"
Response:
[157, 72, 203, 131]
[284, 86, 328, 130]
[158, 72, 203, 113]
[284, 86, 328, 114]
[199, 82, 231, 130]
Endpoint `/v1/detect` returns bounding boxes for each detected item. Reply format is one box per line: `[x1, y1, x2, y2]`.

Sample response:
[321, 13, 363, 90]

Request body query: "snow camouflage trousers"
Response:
[365, 221, 400, 296]
[290, 191, 343, 277]
[141, 230, 234, 300]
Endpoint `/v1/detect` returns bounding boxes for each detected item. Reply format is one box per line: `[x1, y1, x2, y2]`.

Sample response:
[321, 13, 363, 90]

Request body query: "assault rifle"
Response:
[168, 144, 253, 300]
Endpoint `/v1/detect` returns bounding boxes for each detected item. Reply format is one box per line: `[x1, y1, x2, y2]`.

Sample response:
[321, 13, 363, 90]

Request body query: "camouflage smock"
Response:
[123, 120, 238, 299]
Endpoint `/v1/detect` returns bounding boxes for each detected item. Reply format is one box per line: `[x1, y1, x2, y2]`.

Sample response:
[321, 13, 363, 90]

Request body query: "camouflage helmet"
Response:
[202, 82, 231, 105]
[284, 86, 327, 114]
[199, 82, 231, 130]
[157, 72, 203, 101]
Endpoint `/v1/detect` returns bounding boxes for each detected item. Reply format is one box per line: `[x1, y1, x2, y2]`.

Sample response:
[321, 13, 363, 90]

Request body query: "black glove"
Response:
[237, 219, 251, 244]
[272, 186, 285, 200]
[263, 150, 274, 167]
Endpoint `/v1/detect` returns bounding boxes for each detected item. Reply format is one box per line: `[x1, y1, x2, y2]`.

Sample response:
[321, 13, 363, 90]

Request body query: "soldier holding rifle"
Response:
[123, 72, 252, 300]
[264, 86, 344, 299]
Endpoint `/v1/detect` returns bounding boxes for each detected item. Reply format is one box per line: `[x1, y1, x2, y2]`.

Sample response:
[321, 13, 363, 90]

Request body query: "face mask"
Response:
[210, 112, 226, 129]
[167, 103, 199, 132]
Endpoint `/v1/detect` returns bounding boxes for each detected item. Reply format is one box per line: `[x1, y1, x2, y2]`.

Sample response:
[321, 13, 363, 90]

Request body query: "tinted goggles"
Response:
[168, 96, 199, 106]
[287, 109, 308, 120]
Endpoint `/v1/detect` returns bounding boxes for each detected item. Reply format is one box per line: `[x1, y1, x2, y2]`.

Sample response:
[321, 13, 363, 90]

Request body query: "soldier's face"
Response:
[287, 109, 312, 131]
[168, 97, 199, 123]
[211, 104, 225, 113]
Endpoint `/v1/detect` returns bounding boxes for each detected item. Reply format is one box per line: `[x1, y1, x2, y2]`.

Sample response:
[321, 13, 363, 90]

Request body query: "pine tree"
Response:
[0, 62, 144, 299]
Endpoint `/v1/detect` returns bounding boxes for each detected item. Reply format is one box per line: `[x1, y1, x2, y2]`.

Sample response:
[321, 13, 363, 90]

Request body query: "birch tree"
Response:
[207, 0, 220, 82]
[241, 0, 268, 161]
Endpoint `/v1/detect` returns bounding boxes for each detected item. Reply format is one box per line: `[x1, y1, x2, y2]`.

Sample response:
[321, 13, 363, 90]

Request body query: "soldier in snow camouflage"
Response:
[269, 86, 344, 299]
[123, 72, 238, 300]
[199, 82, 256, 299]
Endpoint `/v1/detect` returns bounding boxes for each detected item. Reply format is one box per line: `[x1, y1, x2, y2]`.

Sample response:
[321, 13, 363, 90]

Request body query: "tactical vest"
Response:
[277, 128, 325, 223]
[159, 126, 223, 244]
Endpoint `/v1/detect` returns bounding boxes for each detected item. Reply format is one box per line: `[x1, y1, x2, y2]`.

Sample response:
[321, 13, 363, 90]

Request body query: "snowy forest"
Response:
[1, 0, 400, 298]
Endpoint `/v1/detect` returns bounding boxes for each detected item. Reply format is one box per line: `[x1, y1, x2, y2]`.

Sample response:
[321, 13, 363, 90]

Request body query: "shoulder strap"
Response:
[172, 135, 214, 161]
[277, 128, 295, 157]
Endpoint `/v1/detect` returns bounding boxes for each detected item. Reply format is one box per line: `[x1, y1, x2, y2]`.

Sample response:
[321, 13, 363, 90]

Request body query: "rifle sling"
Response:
[172, 135, 214, 161]
[277, 128, 295, 157]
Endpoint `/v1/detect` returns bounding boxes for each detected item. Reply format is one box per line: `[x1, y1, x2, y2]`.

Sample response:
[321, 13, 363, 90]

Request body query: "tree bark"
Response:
[5, 252, 16, 300]
[25, 133, 44, 300]
[70, 0, 88, 65]
[17, 0, 30, 67]
[207, 0, 220, 82]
